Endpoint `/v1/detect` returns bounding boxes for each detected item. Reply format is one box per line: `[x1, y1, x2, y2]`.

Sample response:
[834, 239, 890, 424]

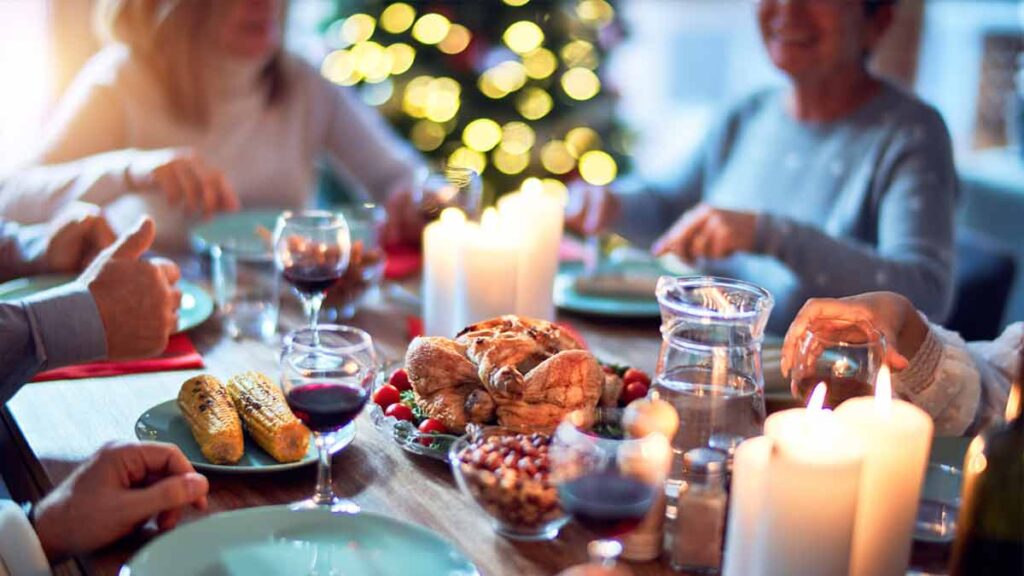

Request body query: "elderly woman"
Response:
[3, 0, 423, 249]
[568, 0, 955, 333]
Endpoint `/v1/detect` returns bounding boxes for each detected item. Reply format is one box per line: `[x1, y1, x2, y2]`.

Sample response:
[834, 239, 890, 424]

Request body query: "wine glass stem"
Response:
[304, 293, 325, 344]
[312, 432, 334, 505]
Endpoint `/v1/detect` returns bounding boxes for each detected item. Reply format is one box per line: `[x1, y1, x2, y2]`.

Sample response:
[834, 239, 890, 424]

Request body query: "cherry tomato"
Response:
[385, 403, 414, 422]
[621, 381, 649, 406]
[372, 384, 401, 409]
[601, 364, 616, 376]
[389, 368, 412, 392]
[623, 367, 651, 388]
[417, 418, 448, 446]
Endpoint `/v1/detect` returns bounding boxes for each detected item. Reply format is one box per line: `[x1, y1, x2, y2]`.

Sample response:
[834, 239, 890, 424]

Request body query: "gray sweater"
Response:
[619, 83, 957, 334]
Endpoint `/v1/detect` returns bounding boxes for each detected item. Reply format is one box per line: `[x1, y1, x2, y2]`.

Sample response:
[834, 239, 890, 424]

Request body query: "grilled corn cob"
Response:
[177, 375, 244, 464]
[226, 371, 310, 463]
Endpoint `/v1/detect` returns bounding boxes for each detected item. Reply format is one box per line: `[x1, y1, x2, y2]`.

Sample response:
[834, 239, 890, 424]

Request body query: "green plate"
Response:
[0, 275, 213, 334]
[554, 261, 664, 318]
[190, 210, 280, 255]
[134, 400, 353, 474]
[122, 506, 480, 576]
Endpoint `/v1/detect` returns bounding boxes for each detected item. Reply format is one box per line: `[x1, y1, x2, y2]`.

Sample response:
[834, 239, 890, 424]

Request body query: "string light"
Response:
[561, 40, 598, 69]
[576, 0, 615, 28]
[482, 61, 527, 95]
[516, 87, 553, 120]
[321, 49, 359, 86]
[565, 126, 600, 157]
[463, 118, 503, 152]
[341, 13, 375, 45]
[401, 75, 434, 118]
[579, 150, 617, 185]
[561, 67, 601, 100]
[352, 41, 391, 83]
[502, 0, 531, 6]
[380, 3, 416, 34]
[523, 48, 558, 79]
[478, 74, 507, 99]
[412, 13, 451, 45]
[499, 121, 535, 154]
[503, 21, 545, 54]
[449, 147, 487, 174]
[386, 43, 416, 75]
[410, 120, 446, 151]
[438, 24, 472, 55]
[492, 148, 530, 174]
[424, 77, 461, 122]
[541, 178, 569, 202]
[541, 140, 576, 174]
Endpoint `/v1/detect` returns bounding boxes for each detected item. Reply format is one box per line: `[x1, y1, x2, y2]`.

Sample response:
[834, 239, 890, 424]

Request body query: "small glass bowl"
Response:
[449, 426, 569, 541]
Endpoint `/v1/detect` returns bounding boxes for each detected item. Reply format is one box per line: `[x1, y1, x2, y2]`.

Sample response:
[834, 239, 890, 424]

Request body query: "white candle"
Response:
[458, 207, 519, 325]
[836, 365, 934, 576]
[422, 208, 466, 337]
[497, 178, 565, 320]
[722, 436, 772, 576]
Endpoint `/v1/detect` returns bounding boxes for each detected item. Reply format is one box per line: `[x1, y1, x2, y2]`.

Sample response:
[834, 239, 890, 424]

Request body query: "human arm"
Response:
[0, 501, 51, 576]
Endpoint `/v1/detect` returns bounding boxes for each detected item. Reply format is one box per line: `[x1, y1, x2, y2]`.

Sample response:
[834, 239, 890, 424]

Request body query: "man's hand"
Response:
[127, 148, 241, 218]
[32, 441, 209, 563]
[40, 212, 117, 274]
[652, 204, 757, 262]
[79, 217, 181, 360]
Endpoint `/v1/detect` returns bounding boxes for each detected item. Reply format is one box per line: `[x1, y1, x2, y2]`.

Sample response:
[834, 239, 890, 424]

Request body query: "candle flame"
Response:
[874, 364, 893, 413]
[808, 383, 827, 412]
[480, 206, 499, 232]
[1006, 379, 1021, 422]
[439, 207, 466, 226]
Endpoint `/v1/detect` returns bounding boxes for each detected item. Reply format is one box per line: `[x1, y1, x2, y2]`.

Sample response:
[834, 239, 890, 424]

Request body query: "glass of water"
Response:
[211, 239, 279, 341]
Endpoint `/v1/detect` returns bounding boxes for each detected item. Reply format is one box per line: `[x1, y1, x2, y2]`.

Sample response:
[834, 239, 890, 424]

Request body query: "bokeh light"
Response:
[401, 75, 434, 118]
[425, 76, 461, 122]
[516, 87, 553, 120]
[502, 0, 530, 6]
[412, 13, 451, 45]
[449, 147, 487, 174]
[463, 118, 502, 152]
[578, 150, 617, 185]
[523, 48, 558, 79]
[410, 120, 446, 151]
[493, 148, 530, 174]
[380, 3, 416, 34]
[561, 67, 601, 100]
[565, 126, 601, 157]
[540, 141, 576, 175]
[321, 49, 359, 86]
[478, 74, 506, 99]
[576, 0, 615, 28]
[560, 40, 598, 69]
[352, 41, 391, 83]
[438, 24, 472, 55]
[360, 79, 394, 106]
[503, 21, 545, 54]
[386, 43, 416, 75]
[341, 13, 375, 45]
[500, 121, 535, 155]
[541, 178, 569, 204]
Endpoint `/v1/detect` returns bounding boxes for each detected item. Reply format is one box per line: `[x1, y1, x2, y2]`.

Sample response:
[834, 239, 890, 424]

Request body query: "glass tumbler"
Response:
[211, 239, 279, 341]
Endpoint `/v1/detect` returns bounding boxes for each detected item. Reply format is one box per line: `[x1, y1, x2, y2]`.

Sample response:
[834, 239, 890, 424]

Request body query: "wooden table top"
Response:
[4, 274, 702, 576]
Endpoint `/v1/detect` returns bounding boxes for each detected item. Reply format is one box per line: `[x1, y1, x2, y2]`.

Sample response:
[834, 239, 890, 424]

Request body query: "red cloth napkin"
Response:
[384, 243, 422, 280]
[31, 334, 204, 382]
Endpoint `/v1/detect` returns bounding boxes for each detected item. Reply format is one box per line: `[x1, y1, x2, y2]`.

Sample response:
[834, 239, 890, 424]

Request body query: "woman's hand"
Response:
[32, 441, 209, 563]
[40, 211, 117, 273]
[564, 180, 620, 236]
[652, 204, 756, 262]
[781, 292, 931, 378]
[127, 148, 241, 218]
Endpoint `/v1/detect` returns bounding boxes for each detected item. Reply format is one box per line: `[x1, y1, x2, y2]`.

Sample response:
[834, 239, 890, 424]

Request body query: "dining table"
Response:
[5, 254, 751, 576]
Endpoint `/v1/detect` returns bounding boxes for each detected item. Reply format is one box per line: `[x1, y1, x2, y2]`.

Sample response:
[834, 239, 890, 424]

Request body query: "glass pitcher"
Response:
[653, 276, 774, 487]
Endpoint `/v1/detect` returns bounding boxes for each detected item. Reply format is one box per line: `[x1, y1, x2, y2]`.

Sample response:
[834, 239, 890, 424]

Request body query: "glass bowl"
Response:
[323, 202, 386, 320]
[449, 426, 569, 541]
[367, 361, 458, 461]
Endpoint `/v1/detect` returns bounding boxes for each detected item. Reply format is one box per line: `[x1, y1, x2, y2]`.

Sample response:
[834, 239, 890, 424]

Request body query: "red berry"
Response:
[389, 368, 412, 392]
[385, 403, 414, 422]
[621, 381, 649, 405]
[372, 384, 401, 409]
[417, 418, 448, 446]
[623, 367, 651, 388]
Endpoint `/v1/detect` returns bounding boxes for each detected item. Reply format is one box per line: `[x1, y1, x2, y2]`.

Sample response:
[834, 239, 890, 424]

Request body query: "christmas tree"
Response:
[316, 0, 630, 206]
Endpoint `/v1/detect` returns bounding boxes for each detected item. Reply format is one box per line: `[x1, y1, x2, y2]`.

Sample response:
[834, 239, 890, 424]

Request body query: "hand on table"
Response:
[40, 210, 117, 273]
[780, 292, 931, 385]
[564, 180, 619, 236]
[79, 217, 181, 360]
[32, 441, 209, 563]
[127, 148, 241, 219]
[652, 204, 756, 263]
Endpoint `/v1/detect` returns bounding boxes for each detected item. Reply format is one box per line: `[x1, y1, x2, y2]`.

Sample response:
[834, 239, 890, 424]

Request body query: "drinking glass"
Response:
[322, 203, 386, 320]
[273, 211, 351, 338]
[280, 325, 377, 510]
[415, 166, 482, 221]
[910, 463, 963, 574]
[550, 408, 670, 576]
[210, 239, 279, 341]
[789, 320, 885, 409]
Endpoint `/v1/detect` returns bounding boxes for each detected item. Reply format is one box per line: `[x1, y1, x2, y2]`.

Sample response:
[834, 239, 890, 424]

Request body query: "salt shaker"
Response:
[670, 448, 727, 574]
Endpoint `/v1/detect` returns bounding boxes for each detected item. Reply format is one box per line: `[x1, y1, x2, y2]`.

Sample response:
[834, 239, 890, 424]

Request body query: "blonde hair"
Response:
[94, 0, 287, 126]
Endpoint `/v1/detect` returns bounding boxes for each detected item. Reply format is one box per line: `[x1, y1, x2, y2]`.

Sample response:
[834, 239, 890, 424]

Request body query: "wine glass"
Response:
[550, 408, 671, 576]
[280, 324, 377, 510]
[415, 165, 482, 221]
[789, 319, 885, 409]
[273, 211, 351, 337]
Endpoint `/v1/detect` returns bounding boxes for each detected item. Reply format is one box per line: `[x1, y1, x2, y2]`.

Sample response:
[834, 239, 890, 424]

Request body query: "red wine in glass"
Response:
[286, 383, 368, 433]
[283, 264, 344, 297]
[558, 472, 656, 537]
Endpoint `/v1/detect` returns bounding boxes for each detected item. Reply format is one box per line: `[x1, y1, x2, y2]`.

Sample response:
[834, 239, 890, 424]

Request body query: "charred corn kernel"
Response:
[226, 371, 310, 463]
[177, 375, 244, 464]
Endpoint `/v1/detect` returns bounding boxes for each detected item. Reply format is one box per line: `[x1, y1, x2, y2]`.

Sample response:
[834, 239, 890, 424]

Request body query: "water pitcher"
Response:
[653, 276, 774, 486]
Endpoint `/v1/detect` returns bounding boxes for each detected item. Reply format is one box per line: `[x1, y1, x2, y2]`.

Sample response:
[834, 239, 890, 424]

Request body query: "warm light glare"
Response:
[808, 383, 828, 411]
[487, 61, 528, 93]
[966, 435, 987, 474]
[578, 150, 617, 185]
[380, 3, 416, 34]
[523, 48, 558, 79]
[874, 364, 893, 413]
[503, 20, 545, 54]
[516, 87, 553, 120]
[440, 207, 466, 226]
[522, 177, 544, 196]
[492, 148, 530, 175]
[1006, 375, 1022, 421]
[438, 24, 472, 54]
[352, 41, 391, 83]
[412, 13, 451, 45]
[341, 13, 376, 45]
[541, 178, 569, 205]
[561, 67, 601, 100]
[410, 120, 446, 151]
[424, 77, 461, 122]
[565, 126, 600, 157]
[449, 147, 487, 174]
[463, 118, 503, 152]
[577, 0, 616, 27]
[321, 49, 359, 85]
[561, 40, 598, 69]
[387, 43, 416, 75]
[503, 0, 530, 5]
[499, 121, 535, 154]
[481, 207, 500, 232]
[478, 74, 507, 99]
[541, 140, 576, 174]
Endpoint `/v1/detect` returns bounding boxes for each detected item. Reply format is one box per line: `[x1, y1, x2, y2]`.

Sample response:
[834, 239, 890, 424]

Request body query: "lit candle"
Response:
[724, 385, 865, 576]
[458, 207, 519, 324]
[497, 178, 565, 320]
[836, 365, 934, 576]
[422, 207, 466, 337]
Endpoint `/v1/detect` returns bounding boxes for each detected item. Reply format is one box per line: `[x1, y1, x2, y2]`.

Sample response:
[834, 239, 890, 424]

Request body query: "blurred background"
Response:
[0, 0, 1022, 330]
